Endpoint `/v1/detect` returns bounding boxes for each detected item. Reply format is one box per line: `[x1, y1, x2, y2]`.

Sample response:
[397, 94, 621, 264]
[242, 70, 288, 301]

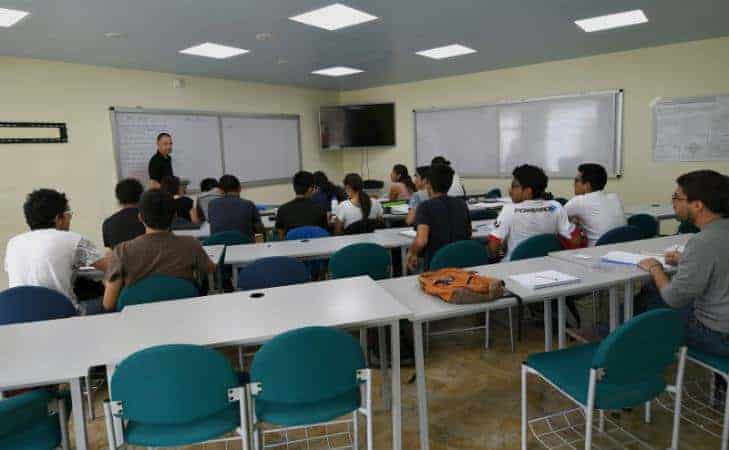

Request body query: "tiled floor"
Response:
[75, 319, 722, 449]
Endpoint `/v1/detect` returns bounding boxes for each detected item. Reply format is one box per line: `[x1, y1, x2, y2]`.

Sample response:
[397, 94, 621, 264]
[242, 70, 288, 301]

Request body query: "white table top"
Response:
[379, 257, 628, 322]
[375, 220, 495, 242]
[204, 244, 225, 263]
[225, 232, 411, 265]
[549, 235, 691, 276]
[0, 277, 412, 390]
[624, 203, 676, 220]
[174, 222, 211, 239]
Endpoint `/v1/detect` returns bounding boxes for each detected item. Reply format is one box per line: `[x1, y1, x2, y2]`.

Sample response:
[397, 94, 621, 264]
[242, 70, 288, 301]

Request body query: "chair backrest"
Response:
[554, 197, 568, 206]
[485, 188, 502, 199]
[343, 219, 378, 235]
[0, 286, 77, 325]
[429, 240, 490, 271]
[250, 326, 365, 405]
[595, 225, 644, 246]
[285, 226, 330, 240]
[510, 234, 563, 261]
[116, 274, 199, 311]
[627, 214, 659, 239]
[0, 389, 56, 438]
[329, 243, 391, 280]
[591, 309, 683, 408]
[677, 221, 700, 234]
[469, 208, 499, 221]
[237, 257, 311, 291]
[203, 230, 252, 246]
[111, 344, 238, 425]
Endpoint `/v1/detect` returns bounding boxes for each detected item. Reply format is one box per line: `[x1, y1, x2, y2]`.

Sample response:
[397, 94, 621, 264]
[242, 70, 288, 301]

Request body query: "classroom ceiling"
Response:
[1, 0, 729, 91]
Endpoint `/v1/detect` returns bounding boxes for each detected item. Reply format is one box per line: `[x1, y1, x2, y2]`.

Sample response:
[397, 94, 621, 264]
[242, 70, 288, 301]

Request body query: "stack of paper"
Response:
[601, 251, 666, 267]
[509, 271, 581, 290]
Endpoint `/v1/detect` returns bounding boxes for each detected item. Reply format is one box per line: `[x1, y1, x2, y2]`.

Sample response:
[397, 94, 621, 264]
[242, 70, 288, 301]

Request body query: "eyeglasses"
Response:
[671, 194, 688, 202]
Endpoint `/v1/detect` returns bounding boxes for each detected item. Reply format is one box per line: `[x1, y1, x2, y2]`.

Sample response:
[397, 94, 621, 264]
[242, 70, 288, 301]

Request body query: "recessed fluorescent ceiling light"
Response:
[290, 3, 377, 31]
[416, 44, 477, 60]
[179, 42, 249, 59]
[312, 66, 363, 77]
[0, 7, 29, 27]
[575, 9, 648, 32]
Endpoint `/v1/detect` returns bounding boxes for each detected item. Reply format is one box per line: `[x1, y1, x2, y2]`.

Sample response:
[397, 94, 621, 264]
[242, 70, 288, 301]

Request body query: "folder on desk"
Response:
[601, 251, 666, 267]
[509, 271, 580, 290]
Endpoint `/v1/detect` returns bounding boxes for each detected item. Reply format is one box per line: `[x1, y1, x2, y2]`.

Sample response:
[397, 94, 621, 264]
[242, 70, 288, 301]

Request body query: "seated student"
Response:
[431, 156, 465, 197]
[333, 173, 384, 234]
[388, 164, 416, 201]
[489, 164, 581, 260]
[191, 177, 222, 223]
[275, 171, 328, 238]
[312, 171, 346, 213]
[208, 174, 264, 241]
[4, 188, 108, 313]
[564, 163, 626, 246]
[638, 170, 729, 357]
[102, 189, 216, 312]
[406, 166, 431, 226]
[103, 178, 146, 249]
[160, 175, 194, 223]
[407, 163, 472, 270]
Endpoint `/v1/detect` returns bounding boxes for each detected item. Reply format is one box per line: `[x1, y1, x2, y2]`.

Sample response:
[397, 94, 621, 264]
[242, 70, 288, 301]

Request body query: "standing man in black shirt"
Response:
[407, 163, 472, 271]
[102, 178, 146, 249]
[148, 132, 174, 189]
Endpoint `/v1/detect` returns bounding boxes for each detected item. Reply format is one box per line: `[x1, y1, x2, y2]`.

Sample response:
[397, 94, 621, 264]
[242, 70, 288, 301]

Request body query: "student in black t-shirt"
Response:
[276, 171, 328, 239]
[102, 178, 146, 249]
[160, 176, 194, 223]
[407, 164, 472, 271]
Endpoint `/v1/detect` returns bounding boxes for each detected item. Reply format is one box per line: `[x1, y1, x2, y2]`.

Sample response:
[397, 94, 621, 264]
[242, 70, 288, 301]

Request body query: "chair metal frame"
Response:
[103, 386, 250, 450]
[521, 346, 687, 450]
[245, 369, 373, 450]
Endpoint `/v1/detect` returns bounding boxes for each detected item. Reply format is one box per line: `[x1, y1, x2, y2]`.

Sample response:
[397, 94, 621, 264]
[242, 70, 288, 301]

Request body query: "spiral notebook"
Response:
[509, 271, 581, 290]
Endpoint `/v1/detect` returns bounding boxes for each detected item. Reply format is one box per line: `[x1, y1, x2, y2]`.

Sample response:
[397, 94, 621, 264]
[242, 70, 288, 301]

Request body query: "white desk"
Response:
[625, 203, 676, 221]
[119, 276, 412, 450]
[225, 233, 413, 286]
[549, 234, 691, 329]
[379, 256, 637, 450]
[175, 218, 277, 241]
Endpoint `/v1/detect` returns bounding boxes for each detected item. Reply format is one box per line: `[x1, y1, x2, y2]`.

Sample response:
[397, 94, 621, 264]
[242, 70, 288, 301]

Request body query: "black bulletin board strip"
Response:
[0, 122, 68, 144]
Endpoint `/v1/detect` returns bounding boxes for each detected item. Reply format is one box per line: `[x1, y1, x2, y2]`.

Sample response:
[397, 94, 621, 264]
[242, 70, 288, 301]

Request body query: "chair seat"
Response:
[688, 348, 729, 374]
[0, 389, 54, 435]
[256, 389, 360, 427]
[0, 414, 61, 450]
[527, 343, 666, 410]
[125, 405, 240, 447]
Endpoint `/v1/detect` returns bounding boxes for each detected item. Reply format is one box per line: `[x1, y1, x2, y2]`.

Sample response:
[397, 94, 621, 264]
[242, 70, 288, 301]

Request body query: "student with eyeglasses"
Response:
[5, 188, 109, 314]
[638, 170, 729, 357]
[563, 163, 626, 246]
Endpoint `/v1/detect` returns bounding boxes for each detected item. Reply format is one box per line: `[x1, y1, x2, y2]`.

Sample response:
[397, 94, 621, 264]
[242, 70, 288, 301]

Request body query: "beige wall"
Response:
[0, 57, 339, 288]
[339, 36, 729, 206]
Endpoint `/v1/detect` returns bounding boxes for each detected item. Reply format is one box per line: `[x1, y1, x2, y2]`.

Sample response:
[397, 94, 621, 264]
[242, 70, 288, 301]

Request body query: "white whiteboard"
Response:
[222, 116, 301, 184]
[653, 94, 729, 162]
[111, 108, 301, 190]
[415, 90, 623, 178]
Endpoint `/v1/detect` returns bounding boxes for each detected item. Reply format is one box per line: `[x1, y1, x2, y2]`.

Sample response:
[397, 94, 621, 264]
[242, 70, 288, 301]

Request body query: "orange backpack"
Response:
[419, 268, 505, 304]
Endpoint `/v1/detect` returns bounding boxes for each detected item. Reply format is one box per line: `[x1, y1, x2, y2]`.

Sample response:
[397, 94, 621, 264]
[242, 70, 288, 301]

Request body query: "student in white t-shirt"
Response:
[4, 189, 108, 313]
[489, 164, 580, 260]
[564, 163, 627, 246]
[333, 173, 384, 234]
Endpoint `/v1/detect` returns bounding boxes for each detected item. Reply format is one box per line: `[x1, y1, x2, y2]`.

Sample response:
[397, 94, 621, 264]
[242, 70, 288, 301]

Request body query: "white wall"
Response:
[0, 57, 339, 288]
[338, 36, 729, 205]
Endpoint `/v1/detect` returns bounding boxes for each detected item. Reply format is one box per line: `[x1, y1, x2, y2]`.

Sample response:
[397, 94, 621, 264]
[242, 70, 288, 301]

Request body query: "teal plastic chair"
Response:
[509, 234, 563, 261]
[0, 390, 68, 450]
[627, 214, 660, 239]
[247, 326, 372, 449]
[485, 188, 502, 199]
[522, 309, 687, 449]
[116, 274, 199, 311]
[429, 239, 489, 270]
[329, 243, 391, 281]
[203, 230, 252, 246]
[677, 221, 700, 235]
[684, 349, 729, 450]
[104, 344, 247, 448]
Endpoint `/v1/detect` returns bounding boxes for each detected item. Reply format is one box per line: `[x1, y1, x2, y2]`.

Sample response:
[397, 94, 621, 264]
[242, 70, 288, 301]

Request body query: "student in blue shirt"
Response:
[207, 174, 263, 241]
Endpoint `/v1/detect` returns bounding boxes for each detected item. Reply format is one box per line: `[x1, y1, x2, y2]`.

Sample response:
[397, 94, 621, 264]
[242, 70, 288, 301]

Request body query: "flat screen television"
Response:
[320, 103, 395, 149]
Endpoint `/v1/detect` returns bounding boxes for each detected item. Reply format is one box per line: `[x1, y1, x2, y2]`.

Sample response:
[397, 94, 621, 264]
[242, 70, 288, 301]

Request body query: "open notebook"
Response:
[601, 251, 667, 268]
[509, 271, 580, 290]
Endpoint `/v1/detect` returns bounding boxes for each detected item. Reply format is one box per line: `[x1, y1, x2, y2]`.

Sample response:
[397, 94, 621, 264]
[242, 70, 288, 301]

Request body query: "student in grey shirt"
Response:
[192, 178, 223, 223]
[639, 170, 729, 357]
[406, 166, 431, 226]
